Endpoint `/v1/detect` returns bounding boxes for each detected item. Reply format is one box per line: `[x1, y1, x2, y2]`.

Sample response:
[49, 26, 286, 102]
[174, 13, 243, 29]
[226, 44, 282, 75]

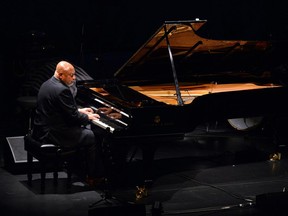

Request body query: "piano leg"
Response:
[141, 144, 157, 186]
[100, 136, 158, 187]
[101, 138, 130, 185]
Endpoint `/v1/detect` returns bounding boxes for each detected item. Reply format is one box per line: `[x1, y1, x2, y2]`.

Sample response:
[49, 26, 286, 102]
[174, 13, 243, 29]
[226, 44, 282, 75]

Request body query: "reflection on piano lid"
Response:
[76, 19, 288, 136]
[91, 104, 128, 127]
[93, 98, 130, 118]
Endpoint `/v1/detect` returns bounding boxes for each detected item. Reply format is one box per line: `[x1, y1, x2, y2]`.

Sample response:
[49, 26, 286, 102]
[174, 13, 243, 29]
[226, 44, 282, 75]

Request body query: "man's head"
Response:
[54, 61, 76, 86]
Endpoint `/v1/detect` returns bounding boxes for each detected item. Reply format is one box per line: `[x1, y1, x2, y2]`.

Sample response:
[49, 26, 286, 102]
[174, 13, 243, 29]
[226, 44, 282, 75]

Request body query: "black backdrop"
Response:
[1, 0, 288, 118]
[1, 0, 288, 74]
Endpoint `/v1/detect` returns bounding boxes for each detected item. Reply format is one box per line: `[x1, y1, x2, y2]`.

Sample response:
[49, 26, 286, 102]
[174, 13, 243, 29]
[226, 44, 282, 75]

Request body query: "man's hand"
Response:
[87, 113, 100, 121]
[79, 107, 100, 121]
[78, 107, 94, 115]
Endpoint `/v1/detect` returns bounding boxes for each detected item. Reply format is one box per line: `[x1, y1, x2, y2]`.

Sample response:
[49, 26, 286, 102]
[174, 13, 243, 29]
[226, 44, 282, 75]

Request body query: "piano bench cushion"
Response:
[24, 134, 76, 157]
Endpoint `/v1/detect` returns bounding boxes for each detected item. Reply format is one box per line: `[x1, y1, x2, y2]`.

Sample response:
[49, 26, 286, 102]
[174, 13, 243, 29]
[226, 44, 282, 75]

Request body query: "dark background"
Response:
[1, 0, 288, 120]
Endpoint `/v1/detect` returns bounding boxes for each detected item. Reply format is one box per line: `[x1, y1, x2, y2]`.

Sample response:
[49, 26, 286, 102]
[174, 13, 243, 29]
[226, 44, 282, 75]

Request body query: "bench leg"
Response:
[53, 157, 60, 186]
[27, 152, 33, 186]
[53, 171, 58, 186]
[67, 167, 72, 189]
[40, 161, 46, 193]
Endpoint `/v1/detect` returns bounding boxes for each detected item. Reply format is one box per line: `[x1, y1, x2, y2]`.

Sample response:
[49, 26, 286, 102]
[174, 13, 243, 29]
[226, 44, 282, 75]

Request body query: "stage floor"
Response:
[1, 119, 288, 216]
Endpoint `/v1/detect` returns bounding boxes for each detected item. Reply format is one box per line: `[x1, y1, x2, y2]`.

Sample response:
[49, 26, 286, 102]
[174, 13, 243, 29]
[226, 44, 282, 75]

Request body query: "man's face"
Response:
[60, 70, 76, 86]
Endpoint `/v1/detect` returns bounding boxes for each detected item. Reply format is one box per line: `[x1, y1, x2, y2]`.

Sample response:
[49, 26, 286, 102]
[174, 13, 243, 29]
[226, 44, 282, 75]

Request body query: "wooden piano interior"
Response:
[129, 83, 282, 105]
[90, 82, 282, 106]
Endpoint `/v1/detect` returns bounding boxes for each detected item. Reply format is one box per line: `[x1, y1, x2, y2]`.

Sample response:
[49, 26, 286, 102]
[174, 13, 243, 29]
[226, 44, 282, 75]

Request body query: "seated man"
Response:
[32, 60, 104, 186]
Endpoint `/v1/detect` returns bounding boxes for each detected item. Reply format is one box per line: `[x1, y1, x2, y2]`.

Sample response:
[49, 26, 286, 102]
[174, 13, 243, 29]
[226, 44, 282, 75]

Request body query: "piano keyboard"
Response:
[92, 119, 115, 133]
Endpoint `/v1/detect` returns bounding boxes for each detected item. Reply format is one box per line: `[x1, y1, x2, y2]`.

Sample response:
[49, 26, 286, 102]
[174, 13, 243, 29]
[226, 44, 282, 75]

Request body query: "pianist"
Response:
[32, 60, 105, 186]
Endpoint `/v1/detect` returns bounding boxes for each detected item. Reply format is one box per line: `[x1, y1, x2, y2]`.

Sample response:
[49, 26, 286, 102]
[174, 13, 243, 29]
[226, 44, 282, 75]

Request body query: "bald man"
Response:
[32, 61, 104, 185]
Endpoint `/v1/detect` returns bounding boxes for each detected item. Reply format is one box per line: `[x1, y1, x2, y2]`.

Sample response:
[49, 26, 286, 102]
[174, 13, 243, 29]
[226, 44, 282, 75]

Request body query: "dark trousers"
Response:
[39, 126, 105, 178]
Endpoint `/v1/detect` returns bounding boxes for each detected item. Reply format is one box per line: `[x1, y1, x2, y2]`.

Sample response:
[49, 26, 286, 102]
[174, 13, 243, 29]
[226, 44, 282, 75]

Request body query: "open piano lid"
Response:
[77, 20, 288, 134]
[114, 19, 285, 85]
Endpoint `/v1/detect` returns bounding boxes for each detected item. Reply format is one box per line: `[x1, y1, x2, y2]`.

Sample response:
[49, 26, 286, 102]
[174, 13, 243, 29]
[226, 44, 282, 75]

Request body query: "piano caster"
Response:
[136, 185, 148, 200]
[269, 152, 281, 161]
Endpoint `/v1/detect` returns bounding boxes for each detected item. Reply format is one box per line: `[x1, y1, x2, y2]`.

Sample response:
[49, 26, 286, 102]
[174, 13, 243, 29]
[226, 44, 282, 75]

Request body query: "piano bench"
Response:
[24, 134, 78, 193]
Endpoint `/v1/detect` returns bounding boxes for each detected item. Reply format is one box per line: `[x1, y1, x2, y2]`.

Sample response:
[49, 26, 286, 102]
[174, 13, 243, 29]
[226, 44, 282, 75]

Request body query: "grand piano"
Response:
[76, 19, 288, 177]
[77, 19, 288, 134]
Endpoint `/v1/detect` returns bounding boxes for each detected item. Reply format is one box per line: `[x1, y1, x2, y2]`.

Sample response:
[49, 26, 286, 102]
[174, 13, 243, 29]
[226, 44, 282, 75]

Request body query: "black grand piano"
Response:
[77, 19, 288, 135]
[76, 19, 288, 178]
